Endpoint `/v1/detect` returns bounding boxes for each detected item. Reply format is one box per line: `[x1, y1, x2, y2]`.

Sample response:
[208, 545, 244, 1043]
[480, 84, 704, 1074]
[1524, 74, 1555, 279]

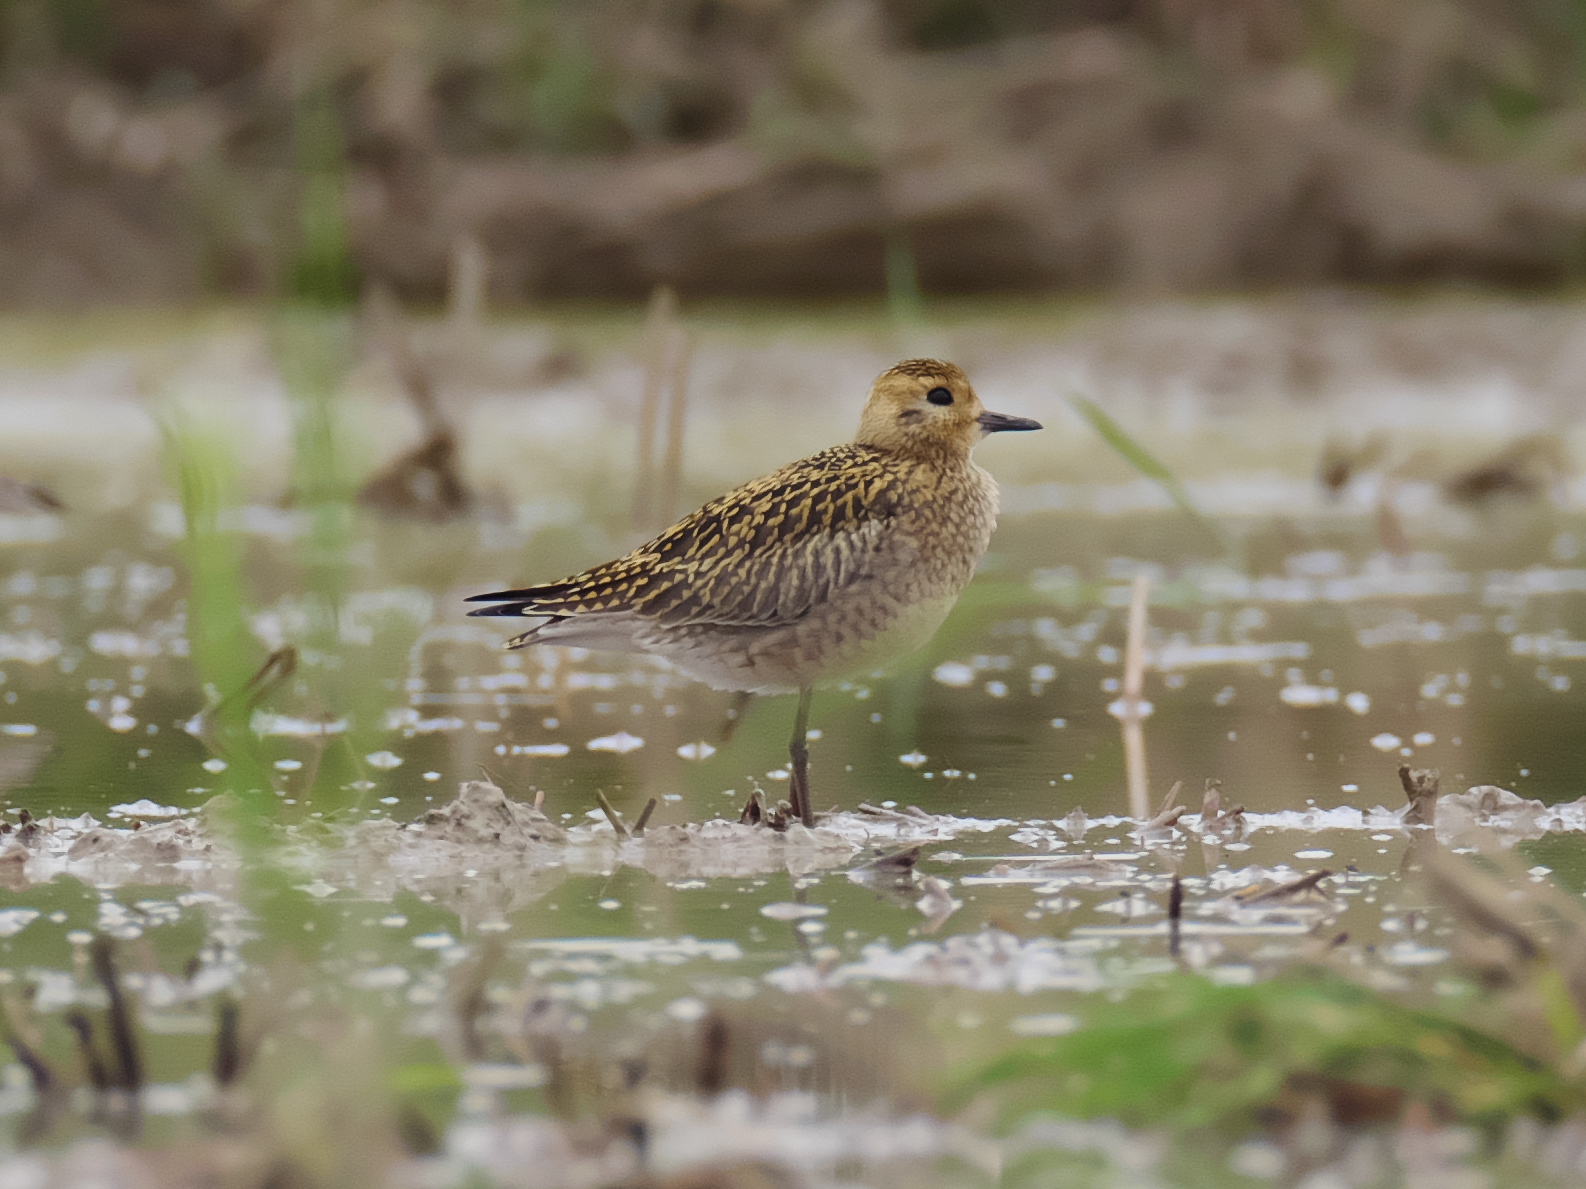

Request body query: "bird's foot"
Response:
[788, 740, 814, 828]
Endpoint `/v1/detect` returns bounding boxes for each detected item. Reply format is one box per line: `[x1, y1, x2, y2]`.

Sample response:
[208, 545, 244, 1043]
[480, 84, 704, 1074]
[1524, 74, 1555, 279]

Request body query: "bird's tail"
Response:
[465, 585, 560, 650]
[503, 625, 545, 650]
[468, 584, 641, 652]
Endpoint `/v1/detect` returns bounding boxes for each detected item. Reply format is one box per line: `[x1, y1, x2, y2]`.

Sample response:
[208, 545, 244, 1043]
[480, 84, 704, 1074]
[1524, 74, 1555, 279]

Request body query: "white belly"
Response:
[655, 591, 960, 695]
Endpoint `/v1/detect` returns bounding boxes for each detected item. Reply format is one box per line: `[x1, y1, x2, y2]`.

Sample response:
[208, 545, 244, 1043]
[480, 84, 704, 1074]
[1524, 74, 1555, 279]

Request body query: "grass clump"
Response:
[958, 967, 1581, 1136]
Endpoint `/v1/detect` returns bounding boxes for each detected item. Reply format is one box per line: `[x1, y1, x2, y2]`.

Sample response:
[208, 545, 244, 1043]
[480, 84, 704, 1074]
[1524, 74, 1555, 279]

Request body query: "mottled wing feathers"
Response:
[468, 445, 910, 629]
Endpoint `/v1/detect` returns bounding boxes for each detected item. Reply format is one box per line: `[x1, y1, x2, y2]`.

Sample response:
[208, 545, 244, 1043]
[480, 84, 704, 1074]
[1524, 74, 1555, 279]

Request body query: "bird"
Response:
[466, 359, 1041, 827]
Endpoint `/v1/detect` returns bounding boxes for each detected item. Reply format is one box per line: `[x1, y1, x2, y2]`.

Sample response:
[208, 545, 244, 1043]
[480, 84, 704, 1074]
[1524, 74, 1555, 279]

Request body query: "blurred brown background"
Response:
[10, 0, 1586, 305]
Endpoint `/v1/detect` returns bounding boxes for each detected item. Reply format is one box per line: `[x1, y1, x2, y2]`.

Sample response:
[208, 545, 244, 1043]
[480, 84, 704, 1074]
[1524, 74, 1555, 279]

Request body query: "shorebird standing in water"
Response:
[467, 359, 1041, 827]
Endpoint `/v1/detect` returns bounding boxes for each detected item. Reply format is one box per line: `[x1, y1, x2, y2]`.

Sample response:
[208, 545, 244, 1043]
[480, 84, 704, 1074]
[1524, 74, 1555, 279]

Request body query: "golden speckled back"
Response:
[469, 443, 999, 691]
[467, 356, 1033, 695]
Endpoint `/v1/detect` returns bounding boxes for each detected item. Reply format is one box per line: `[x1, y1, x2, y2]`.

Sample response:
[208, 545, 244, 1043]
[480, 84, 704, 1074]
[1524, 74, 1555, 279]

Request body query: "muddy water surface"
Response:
[1, 301, 1585, 1185]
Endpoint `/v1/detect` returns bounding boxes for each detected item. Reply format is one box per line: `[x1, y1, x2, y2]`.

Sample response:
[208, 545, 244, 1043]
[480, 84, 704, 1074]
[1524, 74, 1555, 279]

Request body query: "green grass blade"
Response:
[1067, 395, 1229, 549]
[158, 412, 276, 841]
[884, 226, 927, 335]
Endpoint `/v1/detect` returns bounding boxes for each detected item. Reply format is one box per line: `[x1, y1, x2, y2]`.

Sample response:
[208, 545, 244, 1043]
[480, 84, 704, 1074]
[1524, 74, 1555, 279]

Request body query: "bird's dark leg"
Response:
[788, 686, 814, 828]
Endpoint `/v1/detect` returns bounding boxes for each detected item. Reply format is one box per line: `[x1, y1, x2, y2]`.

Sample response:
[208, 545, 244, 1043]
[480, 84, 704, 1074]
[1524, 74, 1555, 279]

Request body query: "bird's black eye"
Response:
[926, 387, 953, 406]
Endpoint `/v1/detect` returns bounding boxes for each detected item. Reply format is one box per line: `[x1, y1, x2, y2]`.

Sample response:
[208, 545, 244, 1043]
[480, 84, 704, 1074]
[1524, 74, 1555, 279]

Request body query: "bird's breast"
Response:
[889, 461, 1000, 593]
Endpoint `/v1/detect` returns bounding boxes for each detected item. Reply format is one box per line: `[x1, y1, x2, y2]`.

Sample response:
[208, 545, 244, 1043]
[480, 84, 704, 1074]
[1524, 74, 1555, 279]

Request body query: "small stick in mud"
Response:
[595, 790, 630, 839]
[1199, 778, 1245, 835]
[1444, 434, 1567, 506]
[190, 646, 298, 751]
[7, 1034, 54, 1094]
[212, 1000, 242, 1087]
[854, 845, 923, 874]
[632, 798, 658, 836]
[89, 937, 142, 1092]
[1242, 869, 1333, 905]
[738, 789, 792, 830]
[1317, 434, 1385, 498]
[65, 1011, 109, 1091]
[0, 478, 64, 514]
[1135, 781, 1186, 835]
[237, 646, 298, 711]
[696, 1012, 731, 1097]
[1376, 485, 1412, 557]
[1399, 764, 1440, 826]
[8, 1029, 62, 1145]
[1168, 874, 1184, 957]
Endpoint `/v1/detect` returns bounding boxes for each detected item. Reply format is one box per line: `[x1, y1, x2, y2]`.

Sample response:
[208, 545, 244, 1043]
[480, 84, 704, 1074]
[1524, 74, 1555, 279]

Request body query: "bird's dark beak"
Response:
[978, 410, 1043, 433]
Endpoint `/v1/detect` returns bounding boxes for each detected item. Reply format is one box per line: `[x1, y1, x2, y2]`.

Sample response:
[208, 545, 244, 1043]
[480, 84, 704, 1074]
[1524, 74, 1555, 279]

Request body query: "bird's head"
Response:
[854, 359, 1041, 457]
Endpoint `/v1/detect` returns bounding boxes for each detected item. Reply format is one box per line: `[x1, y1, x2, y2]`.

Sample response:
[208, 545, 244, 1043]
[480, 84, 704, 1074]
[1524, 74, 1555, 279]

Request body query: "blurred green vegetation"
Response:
[288, 94, 359, 307]
[152, 312, 404, 828]
[953, 964, 1586, 1184]
[1067, 396, 1228, 552]
[162, 417, 252, 724]
[160, 413, 275, 821]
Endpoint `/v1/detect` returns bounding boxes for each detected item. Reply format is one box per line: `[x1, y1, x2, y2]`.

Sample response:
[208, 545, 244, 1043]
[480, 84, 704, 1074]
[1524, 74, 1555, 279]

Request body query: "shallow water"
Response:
[6, 506, 1583, 826]
[3, 300, 1586, 1185]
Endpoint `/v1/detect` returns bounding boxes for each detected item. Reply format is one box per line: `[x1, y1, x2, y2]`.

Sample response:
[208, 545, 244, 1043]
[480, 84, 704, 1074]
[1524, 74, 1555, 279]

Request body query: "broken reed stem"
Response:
[738, 789, 764, 825]
[1121, 712, 1149, 820]
[1121, 573, 1151, 820]
[633, 798, 658, 835]
[632, 286, 678, 529]
[654, 326, 693, 527]
[1123, 574, 1148, 702]
[594, 790, 629, 839]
